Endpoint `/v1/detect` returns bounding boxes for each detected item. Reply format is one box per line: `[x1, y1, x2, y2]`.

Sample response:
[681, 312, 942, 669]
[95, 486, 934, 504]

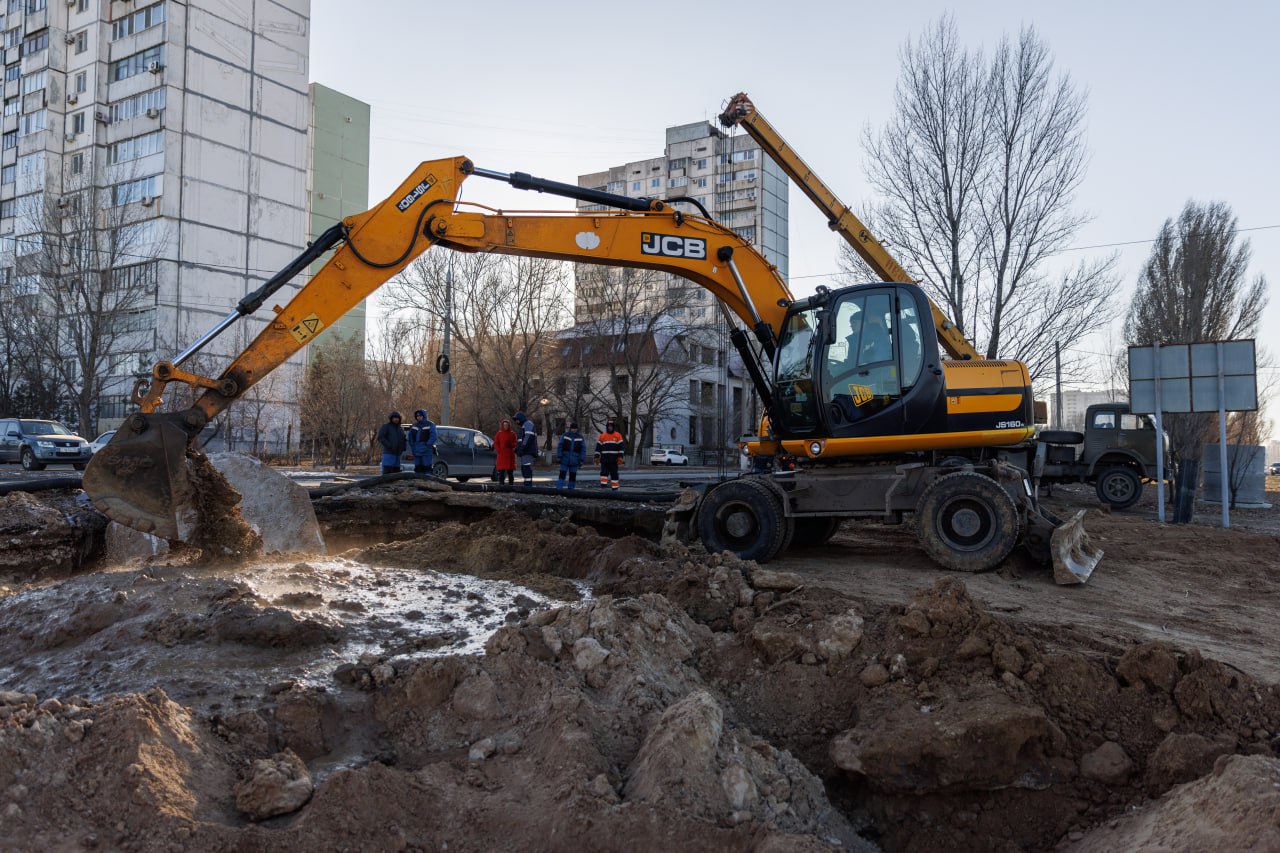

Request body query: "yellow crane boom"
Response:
[717, 92, 980, 361]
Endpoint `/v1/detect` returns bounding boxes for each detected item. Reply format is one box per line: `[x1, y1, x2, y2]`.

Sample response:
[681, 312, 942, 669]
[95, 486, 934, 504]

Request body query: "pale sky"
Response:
[310, 0, 1279, 436]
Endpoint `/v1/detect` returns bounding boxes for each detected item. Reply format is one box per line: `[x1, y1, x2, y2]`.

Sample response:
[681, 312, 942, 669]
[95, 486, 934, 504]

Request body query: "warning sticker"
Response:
[290, 313, 325, 345]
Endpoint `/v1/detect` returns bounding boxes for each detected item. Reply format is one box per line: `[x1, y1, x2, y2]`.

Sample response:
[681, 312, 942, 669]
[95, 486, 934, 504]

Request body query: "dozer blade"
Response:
[82, 413, 199, 540]
[1049, 509, 1103, 585]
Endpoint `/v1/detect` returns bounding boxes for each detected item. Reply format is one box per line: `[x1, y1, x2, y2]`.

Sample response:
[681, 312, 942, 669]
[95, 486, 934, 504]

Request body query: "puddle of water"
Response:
[0, 558, 582, 713]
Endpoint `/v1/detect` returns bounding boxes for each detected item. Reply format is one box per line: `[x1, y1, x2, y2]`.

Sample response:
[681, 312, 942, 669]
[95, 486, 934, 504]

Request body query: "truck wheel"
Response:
[1095, 466, 1141, 509]
[914, 471, 1019, 572]
[790, 517, 840, 548]
[20, 448, 44, 471]
[696, 479, 788, 563]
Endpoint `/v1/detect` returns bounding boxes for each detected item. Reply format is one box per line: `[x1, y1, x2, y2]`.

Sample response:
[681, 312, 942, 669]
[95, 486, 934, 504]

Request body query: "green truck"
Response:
[1039, 403, 1169, 509]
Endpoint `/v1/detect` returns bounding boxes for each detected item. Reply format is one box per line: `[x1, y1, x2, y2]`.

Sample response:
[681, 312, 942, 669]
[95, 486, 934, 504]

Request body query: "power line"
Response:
[786, 223, 1280, 282]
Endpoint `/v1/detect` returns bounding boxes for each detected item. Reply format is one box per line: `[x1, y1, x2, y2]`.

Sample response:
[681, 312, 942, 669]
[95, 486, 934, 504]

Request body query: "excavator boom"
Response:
[84, 157, 792, 537]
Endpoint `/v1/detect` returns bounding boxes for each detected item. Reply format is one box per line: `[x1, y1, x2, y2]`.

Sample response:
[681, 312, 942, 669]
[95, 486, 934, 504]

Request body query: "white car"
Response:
[650, 448, 689, 466]
[88, 430, 116, 454]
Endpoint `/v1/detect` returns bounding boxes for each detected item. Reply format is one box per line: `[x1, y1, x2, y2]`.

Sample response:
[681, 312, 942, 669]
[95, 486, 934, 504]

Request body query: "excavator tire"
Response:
[696, 478, 789, 563]
[790, 517, 840, 548]
[914, 471, 1020, 573]
[1095, 466, 1142, 509]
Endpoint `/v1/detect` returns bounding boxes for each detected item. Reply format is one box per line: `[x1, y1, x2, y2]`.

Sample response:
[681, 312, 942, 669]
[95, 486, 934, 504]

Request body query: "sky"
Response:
[310, 0, 1279, 438]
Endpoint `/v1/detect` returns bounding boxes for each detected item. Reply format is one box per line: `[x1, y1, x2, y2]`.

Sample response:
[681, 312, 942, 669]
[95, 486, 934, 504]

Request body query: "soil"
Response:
[0, 481, 1278, 851]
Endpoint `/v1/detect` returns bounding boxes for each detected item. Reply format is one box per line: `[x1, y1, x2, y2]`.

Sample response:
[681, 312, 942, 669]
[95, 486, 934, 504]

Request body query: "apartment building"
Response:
[1055, 388, 1127, 433]
[0, 0, 311, 439]
[573, 120, 787, 452]
[307, 81, 369, 351]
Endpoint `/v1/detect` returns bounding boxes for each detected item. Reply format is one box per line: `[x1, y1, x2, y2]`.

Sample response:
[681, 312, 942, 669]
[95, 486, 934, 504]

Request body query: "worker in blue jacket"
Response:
[556, 422, 586, 489]
[407, 409, 437, 473]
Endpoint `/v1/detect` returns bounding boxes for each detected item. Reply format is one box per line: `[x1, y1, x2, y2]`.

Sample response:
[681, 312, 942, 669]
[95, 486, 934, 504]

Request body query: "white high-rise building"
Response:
[0, 0, 310, 436]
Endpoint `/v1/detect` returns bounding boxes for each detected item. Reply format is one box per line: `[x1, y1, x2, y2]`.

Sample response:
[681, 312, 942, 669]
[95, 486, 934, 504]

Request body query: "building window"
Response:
[107, 130, 162, 164]
[0, 164, 13, 183]
[70, 152, 84, 174]
[2, 97, 15, 117]
[696, 158, 707, 169]
[110, 261, 158, 293]
[20, 30, 49, 57]
[668, 176, 688, 189]
[3, 29, 18, 49]
[74, 71, 87, 94]
[650, 178, 659, 188]
[688, 416, 698, 445]
[0, 199, 13, 219]
[5, 0, 17, 15]
[111, 174, 160, 205]
[696, 177, 707, 188]
[17, 109, 47, 137]
[73, 30, 87, 54]
[109, 45, 164, 82]
[631, 181, 640, 191]
[3, 64, 16, 82]
[668, 157, 688, 170]
[20, 71, 46, 95]
[25, 0, 46, 11]
[112, 2, 167, 41]
[77, 0, 89, 11]
[606, 180, 623, 193]
[71, 111, 85, 134]
[109, 87, 165, 122]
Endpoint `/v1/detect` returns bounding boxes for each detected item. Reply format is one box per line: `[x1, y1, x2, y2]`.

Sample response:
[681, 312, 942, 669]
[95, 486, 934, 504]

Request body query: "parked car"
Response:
[430, 426, 498, 482]
[89, 430, 116, 454]
[650, 447, 689, 466]
[1269, 462, 1280, 476]
[0, 418, 93, 471]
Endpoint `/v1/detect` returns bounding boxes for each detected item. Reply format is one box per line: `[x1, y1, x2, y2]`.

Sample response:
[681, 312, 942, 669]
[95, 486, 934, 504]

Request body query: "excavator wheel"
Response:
[696, 478, 790, 563]
[914, 471, 1020, 573]
[789, 517, 841, 549]
[1095, 466, 1142, 509]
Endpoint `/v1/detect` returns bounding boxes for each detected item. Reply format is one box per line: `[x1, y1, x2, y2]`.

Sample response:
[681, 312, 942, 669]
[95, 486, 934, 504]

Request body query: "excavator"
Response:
[83, 94, 1101, 584]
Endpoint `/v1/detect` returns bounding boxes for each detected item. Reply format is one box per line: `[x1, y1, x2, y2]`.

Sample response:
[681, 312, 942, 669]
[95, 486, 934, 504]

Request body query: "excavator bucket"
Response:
[82, 413, 199, 540]
[1023, 504, 1103, 585]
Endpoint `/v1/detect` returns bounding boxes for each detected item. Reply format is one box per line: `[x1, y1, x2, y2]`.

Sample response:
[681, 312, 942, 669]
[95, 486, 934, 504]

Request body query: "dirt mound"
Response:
[356, 509, 666, 600]
[0, 489, 105, 582]
[1065, 754, 1280, 851]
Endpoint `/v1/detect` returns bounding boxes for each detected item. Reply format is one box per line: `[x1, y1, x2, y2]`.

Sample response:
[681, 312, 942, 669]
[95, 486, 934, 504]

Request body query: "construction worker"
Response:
[375, 411, 406, 476]
[513, 411, 539, 486]
[556, 422, 586, 489]
[407, 409, 437, 473]
[594, 419, 625, 490]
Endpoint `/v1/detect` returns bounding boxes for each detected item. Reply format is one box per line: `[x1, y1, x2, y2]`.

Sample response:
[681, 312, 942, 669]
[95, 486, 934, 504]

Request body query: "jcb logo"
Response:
[848, 384, 873, 406]
[641, 233, 706, 260]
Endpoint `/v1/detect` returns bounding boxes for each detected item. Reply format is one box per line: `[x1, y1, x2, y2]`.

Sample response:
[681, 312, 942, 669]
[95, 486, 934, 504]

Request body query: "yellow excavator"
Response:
[83, 96, 1100, 583]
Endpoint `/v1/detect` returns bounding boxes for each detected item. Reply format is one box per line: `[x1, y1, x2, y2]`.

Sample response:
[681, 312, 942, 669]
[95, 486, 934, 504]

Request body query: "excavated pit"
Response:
[1, 479, 1279, 851]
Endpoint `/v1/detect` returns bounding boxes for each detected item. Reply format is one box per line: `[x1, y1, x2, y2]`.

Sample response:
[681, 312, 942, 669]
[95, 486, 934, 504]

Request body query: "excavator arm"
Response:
[84, 156, 793, 538]
[718, 92, 981, 361]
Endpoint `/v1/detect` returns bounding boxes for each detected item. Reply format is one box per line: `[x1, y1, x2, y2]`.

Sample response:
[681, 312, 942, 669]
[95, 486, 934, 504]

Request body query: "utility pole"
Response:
[440, 254, 454, 425]
[1054, 341, 1063, 430]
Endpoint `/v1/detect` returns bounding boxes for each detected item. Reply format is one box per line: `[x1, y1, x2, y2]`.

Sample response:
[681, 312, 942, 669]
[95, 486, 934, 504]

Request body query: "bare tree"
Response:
[850, 17, 1116, 384]
[386, 251, 572, 428]
[1123, 200, 1269, 504]
[299, 334, 376, 468]
[567, 266, 711, 459]
[0, 277, 62, 418]
[12, 167, 165, 435]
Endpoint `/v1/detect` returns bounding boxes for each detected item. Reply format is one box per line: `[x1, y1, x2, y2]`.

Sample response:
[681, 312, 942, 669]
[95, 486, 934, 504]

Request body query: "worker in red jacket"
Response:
[494, 418, 518, 485]
[594, 419, 625, 490]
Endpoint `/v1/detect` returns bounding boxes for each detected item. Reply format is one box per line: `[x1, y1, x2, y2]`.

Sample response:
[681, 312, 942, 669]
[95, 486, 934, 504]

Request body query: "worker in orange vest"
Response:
[594, 419, 625, 490]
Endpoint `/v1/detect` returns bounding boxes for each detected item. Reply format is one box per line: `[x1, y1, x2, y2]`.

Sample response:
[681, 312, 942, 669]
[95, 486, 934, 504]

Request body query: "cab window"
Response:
[1092, 411, 1116, 429]
[823, 291, 901, 423]
[1120, 414, 1151, 430]
[773, 307, 819, 431]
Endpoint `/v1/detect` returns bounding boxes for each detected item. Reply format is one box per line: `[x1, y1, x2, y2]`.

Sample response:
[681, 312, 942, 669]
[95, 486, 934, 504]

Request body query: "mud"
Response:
[0, 484, 1278, 851]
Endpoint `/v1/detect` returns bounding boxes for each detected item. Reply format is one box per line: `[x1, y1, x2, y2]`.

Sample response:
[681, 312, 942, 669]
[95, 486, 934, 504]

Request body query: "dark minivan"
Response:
[430, 426, 497, 482]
